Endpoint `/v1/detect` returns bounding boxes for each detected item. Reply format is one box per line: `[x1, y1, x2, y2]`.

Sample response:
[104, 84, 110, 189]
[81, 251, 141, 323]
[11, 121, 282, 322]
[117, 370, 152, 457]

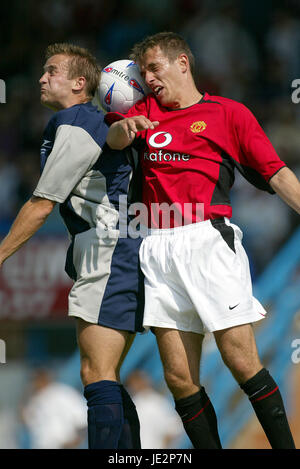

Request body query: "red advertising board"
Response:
[0, 238, 73, 319]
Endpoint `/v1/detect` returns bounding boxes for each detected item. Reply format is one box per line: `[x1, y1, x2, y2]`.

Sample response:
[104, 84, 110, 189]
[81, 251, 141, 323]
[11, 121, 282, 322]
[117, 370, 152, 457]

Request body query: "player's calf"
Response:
[84, 380, 141, 449]
[175, 387, 222, 449]
[240, 368, 295, 449]
[76, 320, 141, 448]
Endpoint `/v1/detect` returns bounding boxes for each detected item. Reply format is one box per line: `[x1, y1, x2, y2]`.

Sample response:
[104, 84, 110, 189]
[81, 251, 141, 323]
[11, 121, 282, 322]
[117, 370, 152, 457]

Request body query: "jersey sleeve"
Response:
[33, 124, 102, 203]
[229, 104, 286, 189]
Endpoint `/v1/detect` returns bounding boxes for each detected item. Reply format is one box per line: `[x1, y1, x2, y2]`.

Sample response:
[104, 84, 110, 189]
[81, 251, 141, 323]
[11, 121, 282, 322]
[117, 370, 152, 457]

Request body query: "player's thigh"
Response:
[153, 327, 204, 397]
[214, 323, 262, 383]
[76, 318, 134, 384]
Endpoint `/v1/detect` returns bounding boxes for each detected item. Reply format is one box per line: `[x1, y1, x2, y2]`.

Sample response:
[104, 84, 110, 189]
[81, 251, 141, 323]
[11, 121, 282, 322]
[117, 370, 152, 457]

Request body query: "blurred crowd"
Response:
[0, 364, 184, 449]
[1, 0, 300, 274]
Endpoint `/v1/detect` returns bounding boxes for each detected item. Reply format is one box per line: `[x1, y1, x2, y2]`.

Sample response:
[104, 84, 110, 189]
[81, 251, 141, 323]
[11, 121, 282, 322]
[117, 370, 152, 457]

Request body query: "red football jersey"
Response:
[106, 92, 285, 228]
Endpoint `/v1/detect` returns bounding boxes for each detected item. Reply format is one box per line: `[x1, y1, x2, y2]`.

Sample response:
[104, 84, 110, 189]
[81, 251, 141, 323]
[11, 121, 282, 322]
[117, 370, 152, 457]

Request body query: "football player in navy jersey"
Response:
[106, 32, 300, 449]
[0, 43, 144, 449]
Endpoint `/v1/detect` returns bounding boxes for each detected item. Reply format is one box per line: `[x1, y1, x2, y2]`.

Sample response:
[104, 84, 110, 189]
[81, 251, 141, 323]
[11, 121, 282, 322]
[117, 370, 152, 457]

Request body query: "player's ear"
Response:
[73, 76, 86, 93]
[177, 54, 189, 73]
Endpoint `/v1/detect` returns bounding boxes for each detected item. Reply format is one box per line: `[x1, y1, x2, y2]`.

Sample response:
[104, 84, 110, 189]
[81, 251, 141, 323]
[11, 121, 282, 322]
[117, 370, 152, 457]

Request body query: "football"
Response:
[98, 59, 150, 113]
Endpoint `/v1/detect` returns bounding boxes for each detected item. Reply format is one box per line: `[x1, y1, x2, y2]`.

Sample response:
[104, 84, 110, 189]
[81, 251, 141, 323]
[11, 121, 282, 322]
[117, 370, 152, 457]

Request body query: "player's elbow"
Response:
[30, 196, 56, 219]
[269, 166, 300, 214]
[269, 166, 287, 191]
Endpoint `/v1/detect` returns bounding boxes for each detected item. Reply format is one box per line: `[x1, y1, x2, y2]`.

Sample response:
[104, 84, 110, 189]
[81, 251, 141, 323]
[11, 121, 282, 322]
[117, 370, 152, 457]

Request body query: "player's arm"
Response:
[106, 116, 159, 150]
[0, 120, 104, 266]
[269, 166, 300, 214]
[0, 196, 56, 266]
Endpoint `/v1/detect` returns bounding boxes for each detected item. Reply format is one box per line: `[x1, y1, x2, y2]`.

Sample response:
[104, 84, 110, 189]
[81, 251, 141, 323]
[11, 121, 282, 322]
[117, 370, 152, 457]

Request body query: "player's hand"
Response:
[119, 116, 159, 138]
[107, 116, 159, 150]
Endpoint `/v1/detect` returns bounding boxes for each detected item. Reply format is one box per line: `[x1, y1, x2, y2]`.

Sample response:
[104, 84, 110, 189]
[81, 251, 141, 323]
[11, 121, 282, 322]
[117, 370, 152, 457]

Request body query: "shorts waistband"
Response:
[144, 217, 228, 236]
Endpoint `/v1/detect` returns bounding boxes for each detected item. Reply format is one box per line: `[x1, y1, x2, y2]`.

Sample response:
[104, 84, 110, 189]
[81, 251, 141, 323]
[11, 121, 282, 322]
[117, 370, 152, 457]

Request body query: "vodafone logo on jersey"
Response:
[145, 131, 190, 163]
[148, 131, 173, 148]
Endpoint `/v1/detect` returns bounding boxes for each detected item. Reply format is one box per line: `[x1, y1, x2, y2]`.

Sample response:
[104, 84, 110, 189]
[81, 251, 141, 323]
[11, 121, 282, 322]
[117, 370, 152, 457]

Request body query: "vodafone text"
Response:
[144, 150, 190, 162]
[144, 131, 191, 162]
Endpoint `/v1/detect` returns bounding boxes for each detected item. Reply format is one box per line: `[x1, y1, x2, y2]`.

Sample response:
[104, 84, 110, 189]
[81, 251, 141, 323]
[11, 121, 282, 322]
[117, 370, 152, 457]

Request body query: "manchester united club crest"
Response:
[190, 121, 207, 133]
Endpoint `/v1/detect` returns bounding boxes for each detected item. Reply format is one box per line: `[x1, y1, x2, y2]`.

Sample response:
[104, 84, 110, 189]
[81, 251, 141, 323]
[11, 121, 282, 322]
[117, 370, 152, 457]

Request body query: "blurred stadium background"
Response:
[1, 0, 300, 449]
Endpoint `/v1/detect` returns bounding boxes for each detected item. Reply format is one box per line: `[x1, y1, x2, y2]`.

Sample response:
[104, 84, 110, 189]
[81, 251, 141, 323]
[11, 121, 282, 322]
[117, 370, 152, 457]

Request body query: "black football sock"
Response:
[175, 387, 222, 449]
[84, 380, 124, 449]
[240, 368, 295, 449]
[118, 385, 141, 449]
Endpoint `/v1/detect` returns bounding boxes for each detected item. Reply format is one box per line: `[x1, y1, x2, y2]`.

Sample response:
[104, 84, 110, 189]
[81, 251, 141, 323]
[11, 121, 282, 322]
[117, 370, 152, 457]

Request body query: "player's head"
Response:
[40, 43, 101, 111]
[130, 32, 196, 108]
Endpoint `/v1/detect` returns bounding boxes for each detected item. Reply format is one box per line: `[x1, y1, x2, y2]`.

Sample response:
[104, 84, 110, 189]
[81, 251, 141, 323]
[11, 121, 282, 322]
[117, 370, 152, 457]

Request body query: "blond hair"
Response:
[45, 43, 101, 98]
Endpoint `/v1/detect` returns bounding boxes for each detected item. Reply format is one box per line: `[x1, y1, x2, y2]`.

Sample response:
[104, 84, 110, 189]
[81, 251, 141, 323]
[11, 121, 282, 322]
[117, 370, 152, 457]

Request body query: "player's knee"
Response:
[164, 369, 196, 398]
[80, 357, 93, 386]
[79, 356, 117, 386]
[222, 353, 262, 383]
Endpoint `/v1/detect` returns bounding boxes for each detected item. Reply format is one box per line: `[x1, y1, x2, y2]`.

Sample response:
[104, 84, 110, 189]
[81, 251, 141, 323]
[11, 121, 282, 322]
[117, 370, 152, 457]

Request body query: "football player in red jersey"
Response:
[106, 32, 300, 449]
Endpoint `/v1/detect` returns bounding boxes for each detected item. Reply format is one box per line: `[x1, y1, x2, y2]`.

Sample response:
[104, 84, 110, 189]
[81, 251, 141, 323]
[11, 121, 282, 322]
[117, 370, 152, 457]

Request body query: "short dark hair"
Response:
[130, 32, 195, 77]
[45, 43, 101, 98]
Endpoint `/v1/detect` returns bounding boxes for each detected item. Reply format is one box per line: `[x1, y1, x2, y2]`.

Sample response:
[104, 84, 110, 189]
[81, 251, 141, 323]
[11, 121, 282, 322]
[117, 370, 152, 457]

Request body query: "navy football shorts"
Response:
[66, 227, 144, 333]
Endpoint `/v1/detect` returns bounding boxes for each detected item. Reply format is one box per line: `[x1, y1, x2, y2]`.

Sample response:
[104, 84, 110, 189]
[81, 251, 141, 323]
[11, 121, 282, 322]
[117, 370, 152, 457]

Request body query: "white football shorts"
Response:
[139, 217, 267, 335]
